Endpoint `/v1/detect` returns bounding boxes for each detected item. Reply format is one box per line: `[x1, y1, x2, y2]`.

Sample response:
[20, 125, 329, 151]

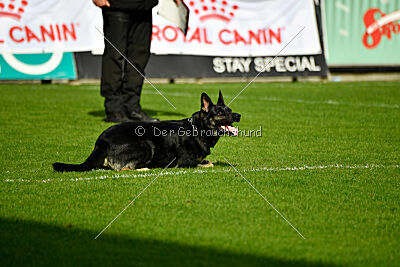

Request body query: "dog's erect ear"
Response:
[217, 90, 224, 105]
[201, 93, 213, 112]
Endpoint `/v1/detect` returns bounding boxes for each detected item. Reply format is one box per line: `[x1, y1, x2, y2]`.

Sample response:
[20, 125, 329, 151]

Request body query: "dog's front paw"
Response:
[197, 160, 214, 168]
[136, 168, 150, 172]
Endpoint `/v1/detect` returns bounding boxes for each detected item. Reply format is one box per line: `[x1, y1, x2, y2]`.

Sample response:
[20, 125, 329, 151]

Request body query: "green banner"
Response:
[323, 0, 400, 66]
[0, 52, 76, 80]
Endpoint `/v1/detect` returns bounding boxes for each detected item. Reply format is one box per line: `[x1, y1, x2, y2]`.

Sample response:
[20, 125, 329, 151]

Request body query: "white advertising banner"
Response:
[0, 0, 102, 53]
[152, 0, 322, 56]
[0, 0, 322, 57]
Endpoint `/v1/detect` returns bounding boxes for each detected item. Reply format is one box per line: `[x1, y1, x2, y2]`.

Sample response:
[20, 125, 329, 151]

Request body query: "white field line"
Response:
[142, 91, 400, 110]
[76, 83, 400, 92]
[3, 164, 399, 184]
[79, 85, 400, 109]
[285, 98, 399, 109]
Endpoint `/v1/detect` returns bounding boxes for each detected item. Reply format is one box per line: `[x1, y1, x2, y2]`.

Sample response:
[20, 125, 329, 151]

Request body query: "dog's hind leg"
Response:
[106, 140, 155, 171]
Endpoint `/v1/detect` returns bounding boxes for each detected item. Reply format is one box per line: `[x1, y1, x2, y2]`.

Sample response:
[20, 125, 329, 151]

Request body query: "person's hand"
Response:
[174, 0, 182, 6]
[93, 0, 110, 7]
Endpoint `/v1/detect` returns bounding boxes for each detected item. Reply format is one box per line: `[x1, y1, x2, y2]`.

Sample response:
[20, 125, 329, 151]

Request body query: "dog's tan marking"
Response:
[197, 160, 214, 168]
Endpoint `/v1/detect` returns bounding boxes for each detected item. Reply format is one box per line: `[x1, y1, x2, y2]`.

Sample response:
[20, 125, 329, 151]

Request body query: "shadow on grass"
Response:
[0, 218, 333, 266]
[88, 109, 186, 119]
[213, 161, 232, 167]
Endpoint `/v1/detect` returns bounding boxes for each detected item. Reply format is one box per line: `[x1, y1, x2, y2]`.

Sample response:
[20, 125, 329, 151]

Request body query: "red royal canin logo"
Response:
[362, 8, 400, 49]
[0, 0, 28, 20]
[153, 0, 283, 47]
[188, 0, 239, 23]
[0, 0, 78, 45]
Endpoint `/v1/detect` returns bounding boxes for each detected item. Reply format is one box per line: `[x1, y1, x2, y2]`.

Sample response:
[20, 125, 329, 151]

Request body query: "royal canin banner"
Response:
[0, 0, 322, 57]
[0, 0, 102, 53]
[151, 0, 322, 56]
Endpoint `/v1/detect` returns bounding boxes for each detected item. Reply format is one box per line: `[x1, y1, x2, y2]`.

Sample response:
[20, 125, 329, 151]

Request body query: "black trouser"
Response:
[101, 8, 152, 115]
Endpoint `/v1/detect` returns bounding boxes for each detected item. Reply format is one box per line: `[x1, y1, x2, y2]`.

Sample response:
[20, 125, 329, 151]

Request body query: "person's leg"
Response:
[122, 9, 158, 121]
[101, 9, 130, 122]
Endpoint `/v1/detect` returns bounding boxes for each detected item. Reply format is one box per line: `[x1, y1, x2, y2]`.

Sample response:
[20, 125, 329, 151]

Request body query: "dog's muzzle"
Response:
[232, 113, 241, 122]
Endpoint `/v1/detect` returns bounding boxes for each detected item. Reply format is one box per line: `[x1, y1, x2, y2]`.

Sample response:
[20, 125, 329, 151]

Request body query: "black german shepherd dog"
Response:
[53, 91, 241, 172]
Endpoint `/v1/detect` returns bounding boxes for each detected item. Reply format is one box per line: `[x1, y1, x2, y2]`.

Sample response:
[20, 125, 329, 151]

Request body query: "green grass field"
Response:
[0, 81, 399, 266]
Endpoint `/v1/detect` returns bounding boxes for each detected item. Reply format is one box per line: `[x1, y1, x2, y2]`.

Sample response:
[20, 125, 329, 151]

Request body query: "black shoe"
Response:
[127, 110, 160, 122]
[104, 112, 130, 123]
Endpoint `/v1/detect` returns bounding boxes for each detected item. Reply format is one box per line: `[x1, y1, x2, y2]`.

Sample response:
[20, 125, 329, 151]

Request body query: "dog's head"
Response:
[196, 90, 241, 136]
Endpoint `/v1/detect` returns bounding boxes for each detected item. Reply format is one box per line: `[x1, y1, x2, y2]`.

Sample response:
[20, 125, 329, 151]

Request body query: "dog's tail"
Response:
[53, 146, 106, 172]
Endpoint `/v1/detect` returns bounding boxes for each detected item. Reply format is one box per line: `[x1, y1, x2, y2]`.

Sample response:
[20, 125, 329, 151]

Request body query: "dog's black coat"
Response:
[53, 91, 240, 172]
